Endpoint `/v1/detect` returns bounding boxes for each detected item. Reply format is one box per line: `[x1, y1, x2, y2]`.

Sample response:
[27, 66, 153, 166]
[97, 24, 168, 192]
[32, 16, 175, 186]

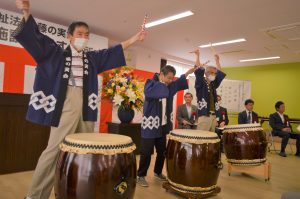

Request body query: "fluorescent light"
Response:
[239, 56, 280, 62]
[199, 38, 246, 48]
[167, 59, 194, 66]
[145, 11, 194, 28]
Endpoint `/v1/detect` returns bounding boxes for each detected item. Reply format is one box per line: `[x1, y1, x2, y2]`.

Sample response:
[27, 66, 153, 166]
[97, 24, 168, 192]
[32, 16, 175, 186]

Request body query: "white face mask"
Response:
[73, 38, 89, 51]
[207, 75, 216, 81]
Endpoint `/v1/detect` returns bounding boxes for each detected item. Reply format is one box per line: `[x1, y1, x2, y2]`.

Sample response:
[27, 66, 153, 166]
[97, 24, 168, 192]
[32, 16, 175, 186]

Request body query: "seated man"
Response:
[176, 92, 198, 129]
[238, 99, 259, 124]
[269, 101, 300, 157]
[215, 95, 229, 152]
[216, 95, 229, 128]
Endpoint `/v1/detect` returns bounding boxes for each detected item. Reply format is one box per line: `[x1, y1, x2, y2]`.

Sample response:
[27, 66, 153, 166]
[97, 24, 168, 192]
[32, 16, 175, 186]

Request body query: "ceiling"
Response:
[1, 0, 300, 67]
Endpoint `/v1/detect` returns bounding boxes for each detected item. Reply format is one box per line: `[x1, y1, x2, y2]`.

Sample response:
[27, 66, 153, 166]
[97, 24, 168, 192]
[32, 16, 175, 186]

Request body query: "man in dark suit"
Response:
[216, 95, 229, 127]
[238, 99, 259, 124]
[215, 95, 229, 152]
[269, 101, 300, 157]
[176, 92, 198, 129]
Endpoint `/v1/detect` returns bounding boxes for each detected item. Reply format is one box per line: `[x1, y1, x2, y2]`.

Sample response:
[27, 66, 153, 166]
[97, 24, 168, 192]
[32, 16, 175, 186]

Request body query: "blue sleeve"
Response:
[14, 15, 60, 63]
[213, 70, 226, 88]
[88, 44, 126, 74]
[194, 68, 205, 90]
[169, 74, 188, 94]
[144, 79, 169, 100]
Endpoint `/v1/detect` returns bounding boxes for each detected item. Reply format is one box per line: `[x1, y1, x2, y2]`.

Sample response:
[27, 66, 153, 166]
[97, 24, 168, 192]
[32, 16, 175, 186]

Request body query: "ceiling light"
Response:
[239, 56, 280, 62]
[167, 59, 194, 66]
[145, 11, 194, 28]
[199, 38, 246, 48]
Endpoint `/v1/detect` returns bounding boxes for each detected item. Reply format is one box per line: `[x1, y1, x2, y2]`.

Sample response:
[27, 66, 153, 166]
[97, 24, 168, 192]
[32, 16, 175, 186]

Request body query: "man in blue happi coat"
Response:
[191, 49, 226, 132]
[14, 0, 146, 198]
[136, 65, 196, 187]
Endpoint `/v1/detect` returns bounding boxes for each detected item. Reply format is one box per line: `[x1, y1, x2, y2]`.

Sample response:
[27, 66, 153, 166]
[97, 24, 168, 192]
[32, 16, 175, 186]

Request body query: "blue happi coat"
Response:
[194, 68, 226, 116]
[141, 73, 188, 138]
[14, 15, 126, 127]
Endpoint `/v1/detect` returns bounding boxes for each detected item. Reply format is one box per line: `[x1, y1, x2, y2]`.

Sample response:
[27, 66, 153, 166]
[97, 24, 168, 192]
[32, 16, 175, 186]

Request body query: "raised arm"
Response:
[215, 54, 221, 70]
[121, 30, 146, 50]
[144, 78, 169, 100]
[14, 0, 59, 63]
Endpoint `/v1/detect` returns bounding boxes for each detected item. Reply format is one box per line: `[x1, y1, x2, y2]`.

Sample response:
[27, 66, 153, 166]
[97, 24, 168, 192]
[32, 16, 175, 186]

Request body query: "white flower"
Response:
[126, 89, 137, 103]
[119, 77, 127, 83]
[113, 94, 124, 106]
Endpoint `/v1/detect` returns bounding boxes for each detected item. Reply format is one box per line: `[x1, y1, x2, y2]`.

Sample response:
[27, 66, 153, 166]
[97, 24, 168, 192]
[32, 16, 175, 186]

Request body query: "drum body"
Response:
[223, 123, 267, 165]
[166, 129, 221, 194]
[54, 133, 136, 199]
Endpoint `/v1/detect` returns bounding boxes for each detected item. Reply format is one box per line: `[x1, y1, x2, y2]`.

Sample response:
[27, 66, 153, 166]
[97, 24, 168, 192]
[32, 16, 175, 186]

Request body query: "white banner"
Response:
[0, 8, 108, 50]
[24, 65, 36, 94]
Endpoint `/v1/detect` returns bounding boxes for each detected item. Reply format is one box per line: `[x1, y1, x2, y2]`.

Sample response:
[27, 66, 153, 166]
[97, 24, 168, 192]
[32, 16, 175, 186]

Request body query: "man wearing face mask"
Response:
[137, 65, 196, 187]
[190, 49, 226, 132]
[14, 1, 146, 199]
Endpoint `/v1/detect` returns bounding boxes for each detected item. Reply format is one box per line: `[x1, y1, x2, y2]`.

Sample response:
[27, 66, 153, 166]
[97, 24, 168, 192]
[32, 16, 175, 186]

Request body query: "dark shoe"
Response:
[279, 152, 287, 157]
[295, 153, 300, 157]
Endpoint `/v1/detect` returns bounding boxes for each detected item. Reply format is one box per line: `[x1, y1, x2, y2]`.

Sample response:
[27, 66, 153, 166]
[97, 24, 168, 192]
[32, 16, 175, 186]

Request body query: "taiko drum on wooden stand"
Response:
[54, 133, 137, 199]
[163, 129, 222, 198]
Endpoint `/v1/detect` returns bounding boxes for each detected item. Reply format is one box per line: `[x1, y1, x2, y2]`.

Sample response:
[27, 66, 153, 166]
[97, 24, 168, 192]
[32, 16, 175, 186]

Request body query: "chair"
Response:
[265, 125, 293, 154]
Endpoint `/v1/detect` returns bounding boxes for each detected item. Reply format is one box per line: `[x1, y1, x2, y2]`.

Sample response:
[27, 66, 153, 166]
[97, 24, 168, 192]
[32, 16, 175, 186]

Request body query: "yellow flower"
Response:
[111, 83, 115, 87]
[107, 89, 113, 94]
[120, 87, 126, 91]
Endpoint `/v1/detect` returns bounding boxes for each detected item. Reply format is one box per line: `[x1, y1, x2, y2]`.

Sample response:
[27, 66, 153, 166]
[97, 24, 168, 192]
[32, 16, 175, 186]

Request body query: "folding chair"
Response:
[266, 125, 293, 154]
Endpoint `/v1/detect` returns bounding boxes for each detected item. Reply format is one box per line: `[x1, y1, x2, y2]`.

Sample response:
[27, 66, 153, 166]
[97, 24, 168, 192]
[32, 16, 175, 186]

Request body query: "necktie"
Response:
[247, 112, 251, 123]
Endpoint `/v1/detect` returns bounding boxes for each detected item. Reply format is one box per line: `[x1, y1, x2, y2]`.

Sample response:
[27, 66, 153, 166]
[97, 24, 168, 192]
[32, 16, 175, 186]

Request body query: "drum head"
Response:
[60, 133, 136, 155]
[169, 129, 219, 144]
[172, 129, 218, 138]
[65, 133, 133, 145]
[223, 123, 263, 133]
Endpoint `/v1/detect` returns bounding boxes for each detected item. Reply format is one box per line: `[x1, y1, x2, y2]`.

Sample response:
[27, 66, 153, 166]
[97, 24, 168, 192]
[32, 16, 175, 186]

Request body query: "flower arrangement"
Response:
[102, 66, 145, 111]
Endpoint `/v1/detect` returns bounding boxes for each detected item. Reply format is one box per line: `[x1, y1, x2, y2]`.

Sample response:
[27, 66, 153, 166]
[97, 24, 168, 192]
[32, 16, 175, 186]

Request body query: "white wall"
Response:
[109, 39, 194, 73]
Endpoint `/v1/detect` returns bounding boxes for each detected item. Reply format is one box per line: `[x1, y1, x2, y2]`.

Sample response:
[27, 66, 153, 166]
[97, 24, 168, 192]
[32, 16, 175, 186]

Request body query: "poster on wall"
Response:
[216, 79, 251, 112]
[188, 77, 251, 113]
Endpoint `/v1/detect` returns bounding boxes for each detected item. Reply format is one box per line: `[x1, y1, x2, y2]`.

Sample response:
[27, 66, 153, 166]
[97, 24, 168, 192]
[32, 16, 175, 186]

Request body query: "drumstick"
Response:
[141, 14, 148, 32]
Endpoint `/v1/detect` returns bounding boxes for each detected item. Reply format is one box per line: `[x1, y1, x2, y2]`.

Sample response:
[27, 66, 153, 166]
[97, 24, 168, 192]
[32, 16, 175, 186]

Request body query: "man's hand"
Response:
[219, 121, 225, 128]
[121, 16, 147, 50]
[135, 30, 146, 42]
[182, 120, 190, 125]
[189, 49, 209, 68]
[189, 49, 200, 57]
[16, 0, 30, 21]
[282, 127, 291, 133]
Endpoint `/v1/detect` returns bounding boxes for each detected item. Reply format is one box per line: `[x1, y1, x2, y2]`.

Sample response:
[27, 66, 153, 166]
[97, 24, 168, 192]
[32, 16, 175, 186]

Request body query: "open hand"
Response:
[16, 0, 30, 13]
[189, 49, 200, 56]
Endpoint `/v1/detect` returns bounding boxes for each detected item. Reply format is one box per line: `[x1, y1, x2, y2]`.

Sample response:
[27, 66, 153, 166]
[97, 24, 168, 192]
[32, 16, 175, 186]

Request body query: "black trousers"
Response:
[273, 131, 300, 154]
[215, 128, 224, 152]
[137, 125, 168, 177]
